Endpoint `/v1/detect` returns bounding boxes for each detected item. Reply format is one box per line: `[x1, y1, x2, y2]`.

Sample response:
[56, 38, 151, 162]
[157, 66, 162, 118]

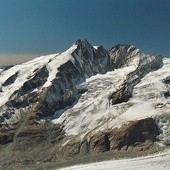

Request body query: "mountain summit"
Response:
[0, 39, 169, 169]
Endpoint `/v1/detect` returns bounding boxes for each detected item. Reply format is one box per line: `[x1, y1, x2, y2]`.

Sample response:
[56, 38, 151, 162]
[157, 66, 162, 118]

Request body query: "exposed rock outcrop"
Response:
[58, 118, 160, 156]
[109, 118, 159, 150]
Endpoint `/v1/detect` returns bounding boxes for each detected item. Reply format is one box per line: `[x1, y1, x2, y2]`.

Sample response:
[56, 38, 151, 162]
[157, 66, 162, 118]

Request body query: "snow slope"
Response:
[0, 45, 78, 110]
[53, 57, 170, 144]
[59, 148, 170, 170]
[53, 65, 137, 137]
[0, 53, 57, 108]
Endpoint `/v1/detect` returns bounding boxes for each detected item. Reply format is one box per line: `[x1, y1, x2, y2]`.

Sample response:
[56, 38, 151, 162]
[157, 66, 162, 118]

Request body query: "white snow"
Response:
[43, 44, 77, 87]
[52, 66, 137, 137]
[59, 148, 170, 170]
[0, 53, 57, 109]
[93, 46, 99, 50]
[0, 44, 78, 110]
[156, 116, 170, 146]
[53, 57, 170, 142]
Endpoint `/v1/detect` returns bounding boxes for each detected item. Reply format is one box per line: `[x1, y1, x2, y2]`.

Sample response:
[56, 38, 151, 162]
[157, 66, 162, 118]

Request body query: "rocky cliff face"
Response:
[0, 39, 169, 169]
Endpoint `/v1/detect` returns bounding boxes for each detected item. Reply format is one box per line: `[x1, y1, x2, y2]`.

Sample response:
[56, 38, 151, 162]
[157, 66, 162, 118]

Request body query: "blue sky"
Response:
[0, 0, 170, 64]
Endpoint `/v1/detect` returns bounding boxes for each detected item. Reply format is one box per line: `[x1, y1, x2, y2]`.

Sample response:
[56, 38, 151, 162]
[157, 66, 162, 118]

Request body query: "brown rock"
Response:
[90, 133, 110, 153]
[0, 132, 14, 145]
[80, 140, 90, 154]
[109, 118, 159, 150]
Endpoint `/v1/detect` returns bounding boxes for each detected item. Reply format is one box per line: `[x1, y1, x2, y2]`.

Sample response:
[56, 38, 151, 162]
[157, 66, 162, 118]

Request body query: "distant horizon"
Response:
[0, 53, 39, 65]
[0, 38, 169, 66]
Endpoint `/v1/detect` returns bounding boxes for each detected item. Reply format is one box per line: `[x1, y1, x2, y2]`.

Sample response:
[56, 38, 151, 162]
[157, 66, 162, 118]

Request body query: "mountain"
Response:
[0, 39, 169, 169]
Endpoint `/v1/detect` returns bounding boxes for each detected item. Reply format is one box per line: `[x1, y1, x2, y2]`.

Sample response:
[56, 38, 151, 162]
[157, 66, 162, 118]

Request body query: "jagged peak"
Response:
[75, 38, 90, 45]
[74, 38, 94, 50]
[110, 44, 139, 53]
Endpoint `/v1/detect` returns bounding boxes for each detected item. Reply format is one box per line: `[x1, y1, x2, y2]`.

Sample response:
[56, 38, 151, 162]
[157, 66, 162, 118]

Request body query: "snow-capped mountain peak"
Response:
[0, 39, 169, 169]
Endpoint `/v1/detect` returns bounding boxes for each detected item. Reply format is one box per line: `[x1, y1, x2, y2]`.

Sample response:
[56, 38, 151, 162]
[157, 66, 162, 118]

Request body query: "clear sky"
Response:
[0, 0, 170, 65]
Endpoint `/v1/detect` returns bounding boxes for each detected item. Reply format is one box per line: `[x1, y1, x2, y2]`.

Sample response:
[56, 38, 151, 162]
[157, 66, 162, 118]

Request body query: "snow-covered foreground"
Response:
[59, 149, 170, 170]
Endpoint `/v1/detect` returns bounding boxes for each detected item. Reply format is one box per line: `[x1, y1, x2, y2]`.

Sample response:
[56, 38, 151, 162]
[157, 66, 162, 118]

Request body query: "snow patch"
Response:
[59, 149, 170, 170]
[93, 46, 99, 50]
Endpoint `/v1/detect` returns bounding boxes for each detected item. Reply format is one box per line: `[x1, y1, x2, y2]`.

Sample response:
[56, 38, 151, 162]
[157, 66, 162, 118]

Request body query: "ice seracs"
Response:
[52, 65, 137, 137]
[58, 55, 170, 144]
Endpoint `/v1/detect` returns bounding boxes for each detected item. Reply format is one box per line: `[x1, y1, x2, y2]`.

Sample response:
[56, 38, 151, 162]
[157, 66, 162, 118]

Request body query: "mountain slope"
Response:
[0, 39, 169, 169]
[0, 39, 111, 126]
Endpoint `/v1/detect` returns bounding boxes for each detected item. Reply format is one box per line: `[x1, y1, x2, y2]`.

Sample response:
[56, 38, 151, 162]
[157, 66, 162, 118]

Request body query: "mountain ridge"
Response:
[0, 39, 169, 169]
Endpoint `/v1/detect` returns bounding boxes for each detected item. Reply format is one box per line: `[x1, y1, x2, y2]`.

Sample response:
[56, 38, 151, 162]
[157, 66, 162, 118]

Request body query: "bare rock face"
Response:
[110, 44, 140, 68]
[56, 118, 160, 156]
[109, 118, 159, 150]
[0, 131, 14, 145]
[90, 133, 110, 152]
[108, 44, 163, 106]
[83, 118, 159, 153]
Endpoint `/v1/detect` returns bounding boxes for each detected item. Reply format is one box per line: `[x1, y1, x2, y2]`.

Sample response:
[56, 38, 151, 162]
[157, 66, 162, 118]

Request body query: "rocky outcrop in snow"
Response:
[62, 117, 159, 155]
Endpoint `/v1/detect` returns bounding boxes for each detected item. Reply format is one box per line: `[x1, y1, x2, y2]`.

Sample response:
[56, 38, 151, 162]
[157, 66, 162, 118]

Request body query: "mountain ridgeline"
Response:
[0, 39, 169, 169]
